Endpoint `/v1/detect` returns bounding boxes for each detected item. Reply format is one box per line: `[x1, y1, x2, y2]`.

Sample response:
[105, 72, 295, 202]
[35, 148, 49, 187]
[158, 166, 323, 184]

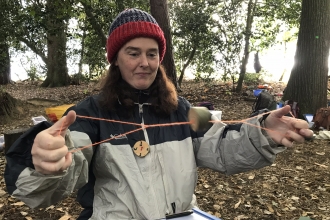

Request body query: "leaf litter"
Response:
[0, 80, 329, 219]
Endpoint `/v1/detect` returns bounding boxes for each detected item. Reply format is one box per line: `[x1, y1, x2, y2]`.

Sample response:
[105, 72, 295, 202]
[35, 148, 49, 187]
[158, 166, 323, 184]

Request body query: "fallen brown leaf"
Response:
[59, 212, 72, 220]
[234, 198, 241, 209]
[314, 163, 328, 168]
[12, 201, 25, 206]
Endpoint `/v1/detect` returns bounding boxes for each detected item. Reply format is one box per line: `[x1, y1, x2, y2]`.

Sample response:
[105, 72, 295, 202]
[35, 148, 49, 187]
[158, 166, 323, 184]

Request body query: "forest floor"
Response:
[0, 79, 329, 220]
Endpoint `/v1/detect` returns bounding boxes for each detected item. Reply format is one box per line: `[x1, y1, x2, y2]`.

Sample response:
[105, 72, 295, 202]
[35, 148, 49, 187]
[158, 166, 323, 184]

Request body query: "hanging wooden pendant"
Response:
[133, 140, 150, 157]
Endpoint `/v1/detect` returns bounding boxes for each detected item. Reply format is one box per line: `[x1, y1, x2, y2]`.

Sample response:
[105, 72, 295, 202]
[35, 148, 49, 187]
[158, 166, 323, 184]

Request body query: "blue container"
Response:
[277, 102, 283, 109]
[253, 89, 264, 97]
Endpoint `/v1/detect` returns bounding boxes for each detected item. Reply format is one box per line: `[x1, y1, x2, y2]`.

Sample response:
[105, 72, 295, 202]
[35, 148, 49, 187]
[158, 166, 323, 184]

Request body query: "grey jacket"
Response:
[5, 95, 285, 219]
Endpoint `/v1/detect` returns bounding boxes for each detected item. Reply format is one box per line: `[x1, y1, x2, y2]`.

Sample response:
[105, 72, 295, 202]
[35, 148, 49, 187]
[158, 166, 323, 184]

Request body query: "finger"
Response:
[35, 133, 65, 150]
[281, 137, 294, 148]
[290, 118, 309, 130]
[32, 145, 69, 162]
[48, 110, 76, 137]
[299, 128, 314, 139]
[271, 105, 291, 118]
[61, 152, 72, 170]
[298, 129, 316, 141]
[36, 157, 67, 174]
[286, 130, 305, 143]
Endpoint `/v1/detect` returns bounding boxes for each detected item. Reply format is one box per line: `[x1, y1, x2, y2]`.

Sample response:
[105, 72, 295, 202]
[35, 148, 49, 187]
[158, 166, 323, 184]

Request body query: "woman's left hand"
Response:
[264, 105, 314, 147]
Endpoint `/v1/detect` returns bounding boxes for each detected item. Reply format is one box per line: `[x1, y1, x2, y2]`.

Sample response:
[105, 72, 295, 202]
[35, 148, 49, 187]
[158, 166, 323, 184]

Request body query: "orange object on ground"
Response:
[45, 104, 75, 122]
[257, 85, 272, 89]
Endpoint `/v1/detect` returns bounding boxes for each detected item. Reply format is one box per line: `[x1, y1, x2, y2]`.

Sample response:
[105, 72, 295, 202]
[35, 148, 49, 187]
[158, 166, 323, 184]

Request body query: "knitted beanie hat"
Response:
[106, 8, 166, 64]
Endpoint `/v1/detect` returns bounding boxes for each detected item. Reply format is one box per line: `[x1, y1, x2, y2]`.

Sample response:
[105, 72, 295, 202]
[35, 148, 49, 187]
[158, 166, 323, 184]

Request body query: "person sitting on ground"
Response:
[4, 8, 314, 220]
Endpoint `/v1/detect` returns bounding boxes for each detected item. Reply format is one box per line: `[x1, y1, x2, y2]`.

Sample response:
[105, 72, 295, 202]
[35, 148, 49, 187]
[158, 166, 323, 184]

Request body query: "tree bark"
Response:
[236, 0, 257, 92]
[0, 91, 16, 117]
[283, 0, 330, 117]
[0, 0, 11, 85]
[150, 0, 178, 89]
[4, 127, 29, 154]
[76, 26, 87, 84]
[0, 41, 11, 85]
[178, 46, 196, 87]
[41, 0, 70, 87]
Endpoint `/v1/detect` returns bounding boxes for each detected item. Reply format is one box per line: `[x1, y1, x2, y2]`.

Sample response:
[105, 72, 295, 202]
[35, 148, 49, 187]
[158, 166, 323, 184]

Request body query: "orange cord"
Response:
[57, 110, 297, 153]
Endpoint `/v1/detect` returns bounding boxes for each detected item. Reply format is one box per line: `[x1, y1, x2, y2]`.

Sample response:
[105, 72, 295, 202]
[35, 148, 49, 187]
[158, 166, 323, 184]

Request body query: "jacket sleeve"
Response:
[4, 97, 99, 208]
[194, 114, 286, 175]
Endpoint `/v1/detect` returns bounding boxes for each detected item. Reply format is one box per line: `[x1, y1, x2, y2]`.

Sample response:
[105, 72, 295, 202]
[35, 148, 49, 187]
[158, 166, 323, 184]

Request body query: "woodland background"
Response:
[0, 0, 330, 219]
[0, 0, 330, 116]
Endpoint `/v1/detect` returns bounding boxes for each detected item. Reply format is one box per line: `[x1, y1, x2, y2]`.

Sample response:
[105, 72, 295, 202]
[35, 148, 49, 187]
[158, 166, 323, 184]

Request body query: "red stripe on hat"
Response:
[106, 21, 166, 64]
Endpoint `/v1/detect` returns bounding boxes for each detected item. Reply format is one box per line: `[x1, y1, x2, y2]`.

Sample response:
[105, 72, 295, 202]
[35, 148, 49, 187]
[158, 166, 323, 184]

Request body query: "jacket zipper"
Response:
[139, 103, 162, 217]
[171, 202, 176, 213]
[139, 104, 143, 116]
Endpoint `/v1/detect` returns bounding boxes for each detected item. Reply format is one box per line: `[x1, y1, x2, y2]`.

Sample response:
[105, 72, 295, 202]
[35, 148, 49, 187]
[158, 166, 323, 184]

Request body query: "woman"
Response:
[4, 8, 313, 220]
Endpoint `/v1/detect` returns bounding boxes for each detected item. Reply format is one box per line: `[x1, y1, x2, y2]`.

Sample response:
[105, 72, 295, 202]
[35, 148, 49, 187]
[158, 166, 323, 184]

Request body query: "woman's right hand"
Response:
[32, 110, 76, 175]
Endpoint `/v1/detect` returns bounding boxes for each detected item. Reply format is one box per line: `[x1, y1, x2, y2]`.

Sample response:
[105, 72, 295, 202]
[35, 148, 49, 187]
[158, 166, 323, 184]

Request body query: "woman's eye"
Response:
[148, 53, 157, 57]
[129, 53, 138, 57]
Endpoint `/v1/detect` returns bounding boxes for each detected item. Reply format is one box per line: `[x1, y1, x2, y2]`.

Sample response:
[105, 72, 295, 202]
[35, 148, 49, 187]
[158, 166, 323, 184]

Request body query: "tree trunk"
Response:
[0, 91, 16, 118]
[41, 0, 70, 88]
[278, 41, 287, 81]
[4, 127, 29, 154]
[150, 0, 178, 89]
[75, 26, 87, 85]
[0, 0, 11, 85]
[283, 0, 330, 118]
[178, 46, 197, 87]
[254, 51, 261, 73]
[80, 0, 107, 47]
[236, 0, 257, 92]
[0, 41, 11, 85]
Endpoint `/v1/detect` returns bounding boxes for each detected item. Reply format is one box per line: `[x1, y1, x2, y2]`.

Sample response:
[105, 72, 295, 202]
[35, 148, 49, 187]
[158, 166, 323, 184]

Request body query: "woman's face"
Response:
[115, 37, 160, 90]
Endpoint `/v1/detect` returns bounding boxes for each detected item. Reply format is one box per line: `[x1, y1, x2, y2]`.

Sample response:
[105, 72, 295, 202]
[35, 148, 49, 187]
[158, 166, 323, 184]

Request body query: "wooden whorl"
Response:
[188, 107, 212, 132]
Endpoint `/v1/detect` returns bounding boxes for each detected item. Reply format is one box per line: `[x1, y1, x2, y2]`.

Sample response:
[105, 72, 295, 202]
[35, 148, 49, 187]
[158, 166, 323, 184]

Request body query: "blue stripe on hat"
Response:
[108, 8, 159, 36]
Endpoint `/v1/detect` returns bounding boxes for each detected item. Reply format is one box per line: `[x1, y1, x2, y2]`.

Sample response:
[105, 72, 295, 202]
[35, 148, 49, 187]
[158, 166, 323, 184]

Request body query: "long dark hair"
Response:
[98, 64, 178, 116]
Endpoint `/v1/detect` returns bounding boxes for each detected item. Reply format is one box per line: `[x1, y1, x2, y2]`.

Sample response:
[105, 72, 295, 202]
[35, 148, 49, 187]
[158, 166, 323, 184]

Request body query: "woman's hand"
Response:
[32, 110, 76, 175]
[264, 105, 314, 147]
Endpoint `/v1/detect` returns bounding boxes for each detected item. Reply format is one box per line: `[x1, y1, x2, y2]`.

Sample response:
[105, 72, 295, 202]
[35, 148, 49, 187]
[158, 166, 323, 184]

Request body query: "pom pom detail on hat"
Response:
[106, 8, 166, 63]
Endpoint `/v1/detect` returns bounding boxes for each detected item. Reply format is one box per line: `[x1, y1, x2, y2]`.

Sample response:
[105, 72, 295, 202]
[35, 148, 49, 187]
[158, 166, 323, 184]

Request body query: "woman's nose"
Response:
[139, 54, 149, 67]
